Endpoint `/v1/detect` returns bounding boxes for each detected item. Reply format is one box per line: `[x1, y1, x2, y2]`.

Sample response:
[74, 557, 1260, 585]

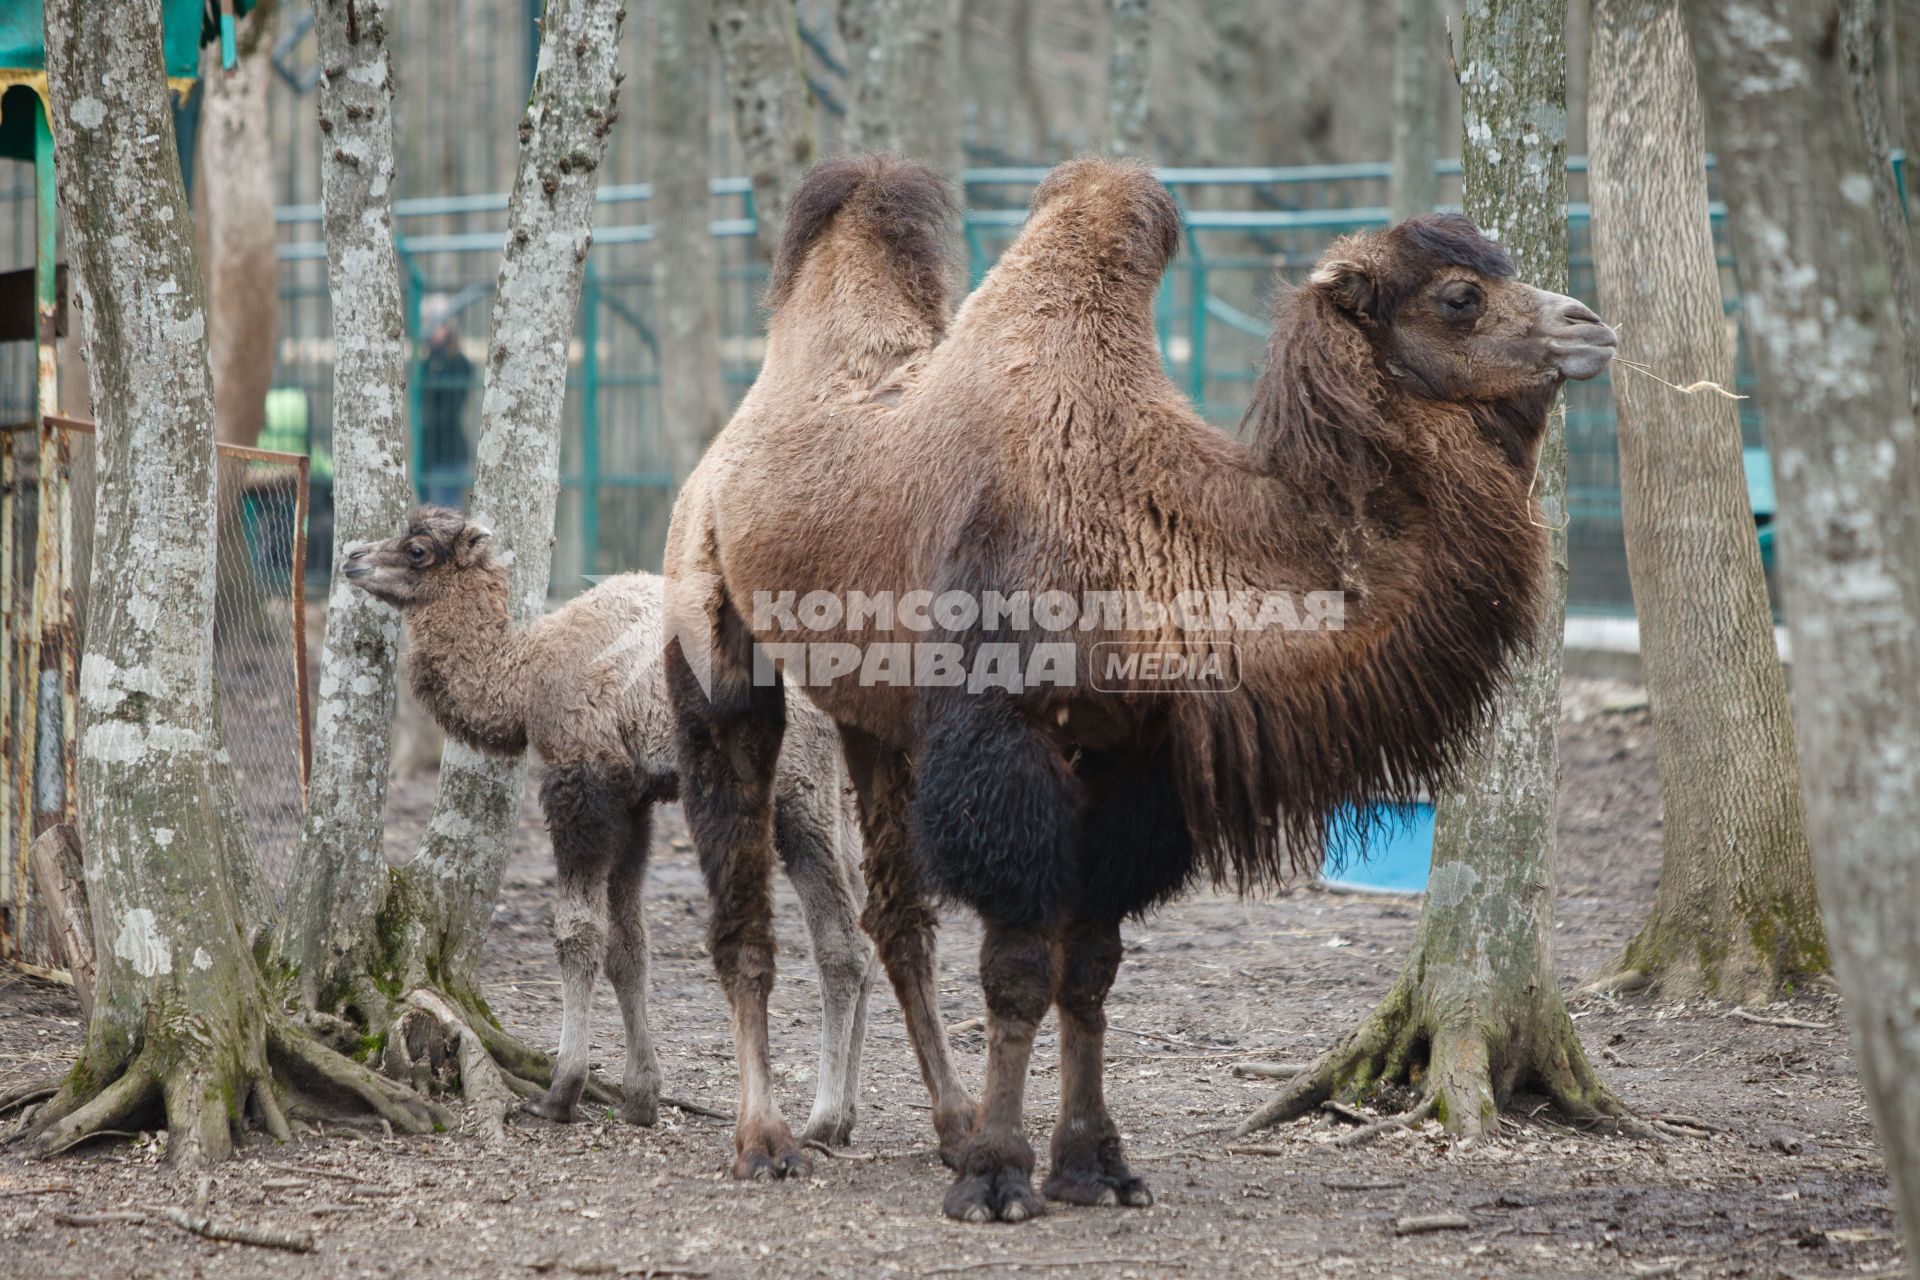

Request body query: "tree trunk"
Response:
[267, 0, 631, 1137]
[1242, 0, 1623, 1143]
[1583, 0, 1824, 1003]
[1389, 0, 1438, 222]
[653, 0, 727, 481]
[712, 0, 817, 259]
[1842, 0, 1920, 420]
[1104, 0, 1151, 157]
[29, 0, 435, 1166]
[274, 0, 418, 1016]
[1686, 1, 1920, 1268]
[838, 0, 965, 186]
[26, 825, 92, 1023]
[196, 0, 280, 457]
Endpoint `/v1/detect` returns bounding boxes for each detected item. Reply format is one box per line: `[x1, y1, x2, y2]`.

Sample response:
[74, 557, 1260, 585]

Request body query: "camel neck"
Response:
[403, 569, 530, 758]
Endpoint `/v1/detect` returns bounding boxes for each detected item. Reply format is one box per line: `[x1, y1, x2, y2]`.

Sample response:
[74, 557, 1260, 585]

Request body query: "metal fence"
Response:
[0, 159, 1774, 618]
[0, 417, 311, 964]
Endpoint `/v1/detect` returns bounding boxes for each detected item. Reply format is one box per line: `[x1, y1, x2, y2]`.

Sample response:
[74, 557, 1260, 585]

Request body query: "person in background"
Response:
[420, 303, 474, 508]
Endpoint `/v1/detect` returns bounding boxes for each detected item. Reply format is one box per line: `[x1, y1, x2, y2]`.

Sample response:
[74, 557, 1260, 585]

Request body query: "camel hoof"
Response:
[944, 1167, 1044, 1225]
[521, 1097, 577, 1125]
[1043, 1160, 1153, 1209]
[618, 1092, 659, 1127]
[800, 1111, 854, 1149]
[732, 1143, 813, 1182]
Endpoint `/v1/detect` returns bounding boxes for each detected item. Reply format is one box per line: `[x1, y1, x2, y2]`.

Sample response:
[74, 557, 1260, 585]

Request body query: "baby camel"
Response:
[343, 507, 873, 1155]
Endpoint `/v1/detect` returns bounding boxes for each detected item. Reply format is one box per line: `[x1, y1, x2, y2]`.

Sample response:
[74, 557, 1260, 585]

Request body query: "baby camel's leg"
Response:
[1043, 915, 1150, 1207]
[527, 760, 626, 1123]
[839, 727, 977, 1167]
[605, 800, 663, 1125]
[774, 787, 875, 1148]
[667, 632, 809, 1181]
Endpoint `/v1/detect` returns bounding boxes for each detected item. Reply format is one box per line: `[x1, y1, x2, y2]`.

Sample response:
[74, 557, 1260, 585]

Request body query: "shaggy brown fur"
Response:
[665, 155, 1615, 1218]
[343, 508, 874, 1153]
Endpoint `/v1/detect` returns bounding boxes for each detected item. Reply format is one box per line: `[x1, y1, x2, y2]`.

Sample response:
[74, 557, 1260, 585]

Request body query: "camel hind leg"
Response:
[775, 782, 875, 1148]
[526, 759, 627, 1124]
[840, 726, 977, 1167]
[667, 621, 810, 1181]
[606, 799, 663, 1126]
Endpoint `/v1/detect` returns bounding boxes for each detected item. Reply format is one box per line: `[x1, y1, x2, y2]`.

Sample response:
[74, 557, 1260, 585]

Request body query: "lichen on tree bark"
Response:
[1241, 0, 1625, 1144]
[22, 0, 438, 1166]
[275, 0, 417, 1018]
[1685, 0, 1920, 1264]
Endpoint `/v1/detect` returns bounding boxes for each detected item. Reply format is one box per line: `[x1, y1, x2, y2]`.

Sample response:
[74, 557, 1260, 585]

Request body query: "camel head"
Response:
[339, 506, 497, 609]
[1307, 212, 1616, 410]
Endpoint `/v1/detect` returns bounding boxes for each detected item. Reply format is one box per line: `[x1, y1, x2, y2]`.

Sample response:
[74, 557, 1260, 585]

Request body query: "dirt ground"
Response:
[0, 680, 1901, 1279]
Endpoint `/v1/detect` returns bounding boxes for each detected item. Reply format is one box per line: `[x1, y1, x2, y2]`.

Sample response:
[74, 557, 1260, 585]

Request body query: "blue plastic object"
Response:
[1322, 803, 1436, 894]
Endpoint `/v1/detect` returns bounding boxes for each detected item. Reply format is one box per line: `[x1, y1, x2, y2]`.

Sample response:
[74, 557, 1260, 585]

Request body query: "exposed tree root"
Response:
[0, 1078, 60, 1117]
[1237, 977, 1634, 1142]
[395, 988, 526, 1143]
[13, 1011, 454, 1167]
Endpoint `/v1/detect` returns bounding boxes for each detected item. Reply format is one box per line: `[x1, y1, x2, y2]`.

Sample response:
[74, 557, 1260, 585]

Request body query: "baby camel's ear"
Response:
[1307, 257, 1380, 324]
[454, 524, 493, 566]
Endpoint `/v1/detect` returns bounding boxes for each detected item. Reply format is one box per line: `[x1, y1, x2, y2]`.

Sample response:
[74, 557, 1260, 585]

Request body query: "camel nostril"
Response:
[1560, 302, 1604, 329]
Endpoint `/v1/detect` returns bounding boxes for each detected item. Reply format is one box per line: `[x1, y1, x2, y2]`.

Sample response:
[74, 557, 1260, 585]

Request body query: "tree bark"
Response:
[196, 0, 280, 457]
[1242, 0, 1623, 1143]
[711, 0, 817, 259]
[1685, 2, 1920, 1269]
[653, 0, 727, 481]
[1584, 0, 1824, 1003]
[1104, 0, 1151, 157]
[307, 0, 633, 1066]
[1389, 0, 1438, 223]
[838, 0, 965, 186]
[31, 0, 435, 1166]
[26, 825, 92, 1023]
[274, 0, 418, 1015]
[1842, 0, 1920, 420]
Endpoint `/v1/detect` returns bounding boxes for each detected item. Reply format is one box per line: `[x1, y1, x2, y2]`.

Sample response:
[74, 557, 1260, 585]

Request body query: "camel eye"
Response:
[1437, 282, 1483, 322]
[407, 542, 429, 566]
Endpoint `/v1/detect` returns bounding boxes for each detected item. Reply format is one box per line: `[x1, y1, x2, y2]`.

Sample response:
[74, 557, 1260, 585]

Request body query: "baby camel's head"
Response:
[340, 506, 498, 610]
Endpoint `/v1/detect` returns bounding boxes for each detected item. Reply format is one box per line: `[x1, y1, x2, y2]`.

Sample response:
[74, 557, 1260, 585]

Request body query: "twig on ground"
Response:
[1230, 1062, 1305, 1080]
[261, 1160, 367, 1184]
[1644, 1112, 1726, 1134]
[52, 1210, 150, 1227]
[42, 1128, 139, 1158]
[803, 1139, 880, 1162]
[1222, 1144, 1289, 1157]
[0, 1080, 59, 1116]
[921, 1255, 1185, 1276]
[1320, 1101, 1370, 1126]
[1326, 1177, 1406, 1191]
[1393, 1212, 1472, 1236]
[661, 1096, 731, 1122]
[159, 1206, 314, 1253]
[1331, 1095, 1437, 1149]
[1728, 1008, 1830, 1031]
[0, 1182, 75, 1197]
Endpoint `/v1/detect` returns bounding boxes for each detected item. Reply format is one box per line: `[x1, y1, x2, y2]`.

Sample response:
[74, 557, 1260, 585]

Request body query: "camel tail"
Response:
[765, 153, 958, 318]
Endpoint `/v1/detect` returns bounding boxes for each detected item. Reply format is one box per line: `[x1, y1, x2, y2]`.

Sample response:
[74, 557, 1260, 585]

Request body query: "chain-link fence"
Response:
[0, 418, 311, 965]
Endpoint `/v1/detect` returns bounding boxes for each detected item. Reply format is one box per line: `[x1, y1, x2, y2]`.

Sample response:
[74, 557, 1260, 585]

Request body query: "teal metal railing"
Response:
[0, 158, 1783, 614]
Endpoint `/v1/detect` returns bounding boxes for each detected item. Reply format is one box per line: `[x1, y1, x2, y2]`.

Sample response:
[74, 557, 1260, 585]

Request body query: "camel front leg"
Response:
[668, 641, 809, 1181]
[946, 919, 1054, 1223]
[1043, 915, 1150, 1207]
[840, 727, 977, 1166]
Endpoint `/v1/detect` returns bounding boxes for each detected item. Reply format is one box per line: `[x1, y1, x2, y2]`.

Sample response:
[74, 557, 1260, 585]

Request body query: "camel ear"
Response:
[1308, 258, 1379, 322]
[456, 524, 492, 565]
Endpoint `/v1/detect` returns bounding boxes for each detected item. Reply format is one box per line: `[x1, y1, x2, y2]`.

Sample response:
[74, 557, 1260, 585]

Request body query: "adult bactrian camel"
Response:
[663, 155, 1616, 1219]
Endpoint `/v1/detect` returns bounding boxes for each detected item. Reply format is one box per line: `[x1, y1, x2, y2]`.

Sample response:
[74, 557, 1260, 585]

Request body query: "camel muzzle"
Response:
[1532, 288, 1617, 381]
